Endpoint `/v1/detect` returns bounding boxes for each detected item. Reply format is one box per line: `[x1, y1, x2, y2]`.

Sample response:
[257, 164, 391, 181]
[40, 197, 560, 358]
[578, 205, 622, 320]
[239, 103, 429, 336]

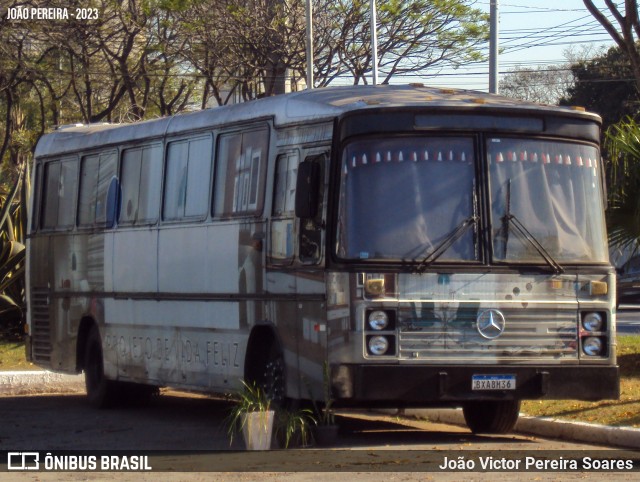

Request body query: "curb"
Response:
[0, 370, 85, 396]
[398, 408, 640, 450]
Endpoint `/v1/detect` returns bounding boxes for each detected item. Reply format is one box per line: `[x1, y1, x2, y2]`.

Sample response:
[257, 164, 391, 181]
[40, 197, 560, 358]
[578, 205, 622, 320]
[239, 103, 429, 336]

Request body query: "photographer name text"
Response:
[6, 7, 99, 21]
[440, 455, 635, 471]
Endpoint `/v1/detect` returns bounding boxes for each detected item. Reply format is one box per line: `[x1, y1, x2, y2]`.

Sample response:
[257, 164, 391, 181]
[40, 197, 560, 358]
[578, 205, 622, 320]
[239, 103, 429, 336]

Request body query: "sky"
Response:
[417, 0, 617, 92]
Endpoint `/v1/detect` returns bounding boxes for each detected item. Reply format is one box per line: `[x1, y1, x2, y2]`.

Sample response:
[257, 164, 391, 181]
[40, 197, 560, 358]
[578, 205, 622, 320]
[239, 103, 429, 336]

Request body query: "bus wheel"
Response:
[462, 400, 521, 434]
[84, 326, 118, 408]
[260, 346, 286, 407]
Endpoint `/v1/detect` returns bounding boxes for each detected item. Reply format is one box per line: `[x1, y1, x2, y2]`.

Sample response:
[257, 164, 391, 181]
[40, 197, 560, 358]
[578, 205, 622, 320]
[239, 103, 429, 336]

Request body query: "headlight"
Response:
[582, 336, 604, 356]
[582, 312, 603, 332]
[368, 336, 389, 355]
[368, 310, 389, 330]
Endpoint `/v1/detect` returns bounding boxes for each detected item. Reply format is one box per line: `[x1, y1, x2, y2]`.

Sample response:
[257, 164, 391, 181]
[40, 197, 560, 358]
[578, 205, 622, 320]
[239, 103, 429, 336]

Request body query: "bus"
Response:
[26, 84, 619, 434]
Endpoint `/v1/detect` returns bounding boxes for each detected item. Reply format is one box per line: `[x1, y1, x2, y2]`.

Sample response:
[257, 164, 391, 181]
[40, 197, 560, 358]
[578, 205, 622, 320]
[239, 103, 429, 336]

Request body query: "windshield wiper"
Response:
[413, 215, 478, 273]
[499, 179, 564, 275]
[502, 213, 565, 274]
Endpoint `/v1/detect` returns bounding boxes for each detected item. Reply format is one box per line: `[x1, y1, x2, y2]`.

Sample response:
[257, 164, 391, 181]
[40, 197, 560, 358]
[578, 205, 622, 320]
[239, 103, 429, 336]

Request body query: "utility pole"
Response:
[489, 0, 499, 94]
[306, 0, 314, 89]
[371, 0, 379, 85]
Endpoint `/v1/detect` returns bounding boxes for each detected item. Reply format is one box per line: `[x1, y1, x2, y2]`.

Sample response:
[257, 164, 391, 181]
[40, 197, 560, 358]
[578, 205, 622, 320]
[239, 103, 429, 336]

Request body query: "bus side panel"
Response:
[98, 220, 267, 391]
[264, 269, 328, 401]
[51, 234, 90, 373]
[102, 299, 247, 390]
[30, 231, 107, 374]
[296, 271, 330, 401]
[156, 222, 265, 305]
[110, 229, 157, 293]
[326, 272, 355, 398]
[265, 271, 299, 398]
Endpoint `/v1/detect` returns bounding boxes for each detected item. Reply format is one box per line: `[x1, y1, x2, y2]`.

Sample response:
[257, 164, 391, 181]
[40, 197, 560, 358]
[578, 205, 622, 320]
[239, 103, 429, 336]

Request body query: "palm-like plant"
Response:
[0, 162, 29, 340]
[605, 117, 640, 261]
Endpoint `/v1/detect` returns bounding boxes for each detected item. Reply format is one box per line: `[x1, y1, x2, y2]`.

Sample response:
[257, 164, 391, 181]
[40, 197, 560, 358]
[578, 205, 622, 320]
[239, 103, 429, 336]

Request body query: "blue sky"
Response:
[415, 0, 617, 91]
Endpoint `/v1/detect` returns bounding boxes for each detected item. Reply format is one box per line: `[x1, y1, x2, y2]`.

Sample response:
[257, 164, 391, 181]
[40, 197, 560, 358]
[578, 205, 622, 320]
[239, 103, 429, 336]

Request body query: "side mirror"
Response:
[295, 160, 321, 219]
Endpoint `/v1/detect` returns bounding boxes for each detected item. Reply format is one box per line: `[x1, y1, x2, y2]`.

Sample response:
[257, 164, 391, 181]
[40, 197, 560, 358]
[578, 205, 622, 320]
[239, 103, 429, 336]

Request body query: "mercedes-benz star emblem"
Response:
[476, 309, 506, 339]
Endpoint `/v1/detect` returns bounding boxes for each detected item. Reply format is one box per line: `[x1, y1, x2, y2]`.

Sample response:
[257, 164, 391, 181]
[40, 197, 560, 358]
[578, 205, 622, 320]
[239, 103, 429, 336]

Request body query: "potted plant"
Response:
[275, 407, 317, 448]
[226, 380, 275, 450]
[310, 362, 339, 446]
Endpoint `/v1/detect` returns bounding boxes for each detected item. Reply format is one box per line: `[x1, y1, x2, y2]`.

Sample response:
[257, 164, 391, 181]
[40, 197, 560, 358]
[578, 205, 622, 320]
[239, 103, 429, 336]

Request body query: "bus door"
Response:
[268, 149, 328, 398]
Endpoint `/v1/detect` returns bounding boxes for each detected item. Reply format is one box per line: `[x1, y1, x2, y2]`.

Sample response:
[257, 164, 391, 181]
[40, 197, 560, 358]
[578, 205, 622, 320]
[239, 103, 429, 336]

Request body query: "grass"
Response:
[1, 336, 639, 428]
[521, 334, 640, 428]
[0, 339, 39, 371]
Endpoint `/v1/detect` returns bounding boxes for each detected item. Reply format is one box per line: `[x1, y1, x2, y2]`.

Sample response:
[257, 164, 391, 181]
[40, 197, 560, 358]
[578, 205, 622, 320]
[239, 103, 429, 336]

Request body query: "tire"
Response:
[462, 400, 521, 434]
[257, 345, 287, 408]
[84, 325, 119, 408]
[119, 382, 158, 406]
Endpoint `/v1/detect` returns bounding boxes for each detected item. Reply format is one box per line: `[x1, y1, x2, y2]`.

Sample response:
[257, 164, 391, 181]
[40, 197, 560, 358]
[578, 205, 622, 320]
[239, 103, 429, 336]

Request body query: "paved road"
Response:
[617, 307, 640, 334]
[0, 391, 616, 452]
[1, 391, 639, 481]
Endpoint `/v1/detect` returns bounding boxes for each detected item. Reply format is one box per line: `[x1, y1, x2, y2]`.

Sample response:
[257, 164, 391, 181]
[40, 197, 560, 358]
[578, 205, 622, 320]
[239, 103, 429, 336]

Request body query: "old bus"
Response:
[26, 84, 619, 433]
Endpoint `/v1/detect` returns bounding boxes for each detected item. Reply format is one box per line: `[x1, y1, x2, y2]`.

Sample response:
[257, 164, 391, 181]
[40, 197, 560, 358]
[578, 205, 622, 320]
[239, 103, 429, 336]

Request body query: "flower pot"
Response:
[242, 410, 275, 450]
[314, 424, 339, 447]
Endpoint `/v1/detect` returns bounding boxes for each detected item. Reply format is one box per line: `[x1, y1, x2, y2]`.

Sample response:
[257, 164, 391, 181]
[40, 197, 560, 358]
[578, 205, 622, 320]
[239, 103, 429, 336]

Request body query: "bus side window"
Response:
[78, 151, 116, 227]
[120, 145, 163, 225]
[32, 163, 42, 231]
[94, 152, 117, 226]
[214, 127, 269, 217]
[164, 137, 213, 221]
[42, 161, 62, 229]
[42, 158, 78, 230]
[296, 153, 326, 263]
[270, 152, 298, 264]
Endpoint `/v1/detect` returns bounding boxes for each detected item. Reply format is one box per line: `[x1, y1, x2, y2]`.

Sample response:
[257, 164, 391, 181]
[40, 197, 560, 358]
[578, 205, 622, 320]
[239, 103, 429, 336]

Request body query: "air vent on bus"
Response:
[30, 287, 52, 363]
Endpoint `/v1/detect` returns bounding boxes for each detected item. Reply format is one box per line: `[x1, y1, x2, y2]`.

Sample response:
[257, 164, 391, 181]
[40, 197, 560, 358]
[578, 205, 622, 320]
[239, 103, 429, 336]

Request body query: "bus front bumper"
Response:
[331, 364, 620, 406]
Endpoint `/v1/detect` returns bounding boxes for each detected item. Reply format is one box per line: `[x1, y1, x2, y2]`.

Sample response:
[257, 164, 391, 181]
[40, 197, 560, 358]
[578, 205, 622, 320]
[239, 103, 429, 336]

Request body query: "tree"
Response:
[604, 117, 640, 256]
[499, 65, 574, 105]
[177, 0, 489, 103]
[145, 7, 197, 116]
[583, 0, 640, 93]
[0, 2, 42, 167]
[312, 0, 489, 86]
[560, 45, 640, 130]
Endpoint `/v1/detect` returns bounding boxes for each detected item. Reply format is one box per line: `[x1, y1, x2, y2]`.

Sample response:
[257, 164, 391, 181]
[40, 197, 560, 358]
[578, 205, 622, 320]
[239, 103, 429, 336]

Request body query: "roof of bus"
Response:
[34, 84, 601, 158]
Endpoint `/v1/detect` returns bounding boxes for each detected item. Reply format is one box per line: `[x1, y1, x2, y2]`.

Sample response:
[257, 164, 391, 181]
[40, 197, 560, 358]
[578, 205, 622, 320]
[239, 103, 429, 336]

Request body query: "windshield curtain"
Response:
[336, 137, 477, 262]
[488, 137, 607, 263]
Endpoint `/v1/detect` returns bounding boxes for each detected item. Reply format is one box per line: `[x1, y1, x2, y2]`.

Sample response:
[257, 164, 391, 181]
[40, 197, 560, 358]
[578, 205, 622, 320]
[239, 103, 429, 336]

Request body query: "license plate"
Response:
[472, 374, 516, 390]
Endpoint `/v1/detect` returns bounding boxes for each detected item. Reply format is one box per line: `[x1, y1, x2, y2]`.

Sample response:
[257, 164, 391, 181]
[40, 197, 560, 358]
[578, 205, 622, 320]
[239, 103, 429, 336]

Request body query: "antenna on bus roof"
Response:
[55, 122, 112, 130]
[55, 124, 85, 130]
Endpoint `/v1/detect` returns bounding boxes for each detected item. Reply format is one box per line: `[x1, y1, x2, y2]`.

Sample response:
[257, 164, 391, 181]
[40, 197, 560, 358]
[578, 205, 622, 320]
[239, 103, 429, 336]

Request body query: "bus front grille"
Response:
[398, 308, 578, 361]
[30, 287, 52, 363]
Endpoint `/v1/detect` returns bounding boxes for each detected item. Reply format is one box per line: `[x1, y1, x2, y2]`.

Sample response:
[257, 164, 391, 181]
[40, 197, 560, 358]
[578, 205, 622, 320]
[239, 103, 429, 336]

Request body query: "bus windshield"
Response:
[336, 136, 478, 262]
[336, 135, 608, 266]
[488, 137, 607, 264]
